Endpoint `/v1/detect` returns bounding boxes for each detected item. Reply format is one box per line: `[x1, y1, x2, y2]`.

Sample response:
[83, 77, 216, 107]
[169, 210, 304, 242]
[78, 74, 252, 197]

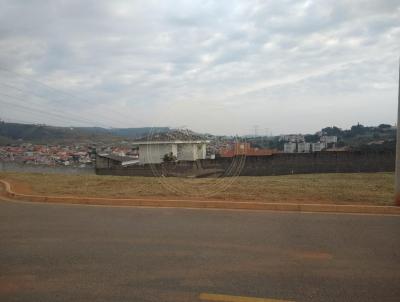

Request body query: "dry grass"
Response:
[0, 172, 395, 206]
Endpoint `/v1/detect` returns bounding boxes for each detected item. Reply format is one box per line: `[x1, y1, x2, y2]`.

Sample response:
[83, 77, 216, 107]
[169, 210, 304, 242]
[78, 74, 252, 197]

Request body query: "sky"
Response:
[0, 0, 399, 135]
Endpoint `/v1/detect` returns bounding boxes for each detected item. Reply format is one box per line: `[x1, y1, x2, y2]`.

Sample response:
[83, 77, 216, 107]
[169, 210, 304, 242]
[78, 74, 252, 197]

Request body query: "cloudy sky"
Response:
[0, 0, 399, 135]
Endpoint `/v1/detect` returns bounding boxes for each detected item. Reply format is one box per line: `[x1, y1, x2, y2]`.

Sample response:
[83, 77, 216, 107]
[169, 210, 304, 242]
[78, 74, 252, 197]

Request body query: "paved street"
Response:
[1, 199, 399, 302]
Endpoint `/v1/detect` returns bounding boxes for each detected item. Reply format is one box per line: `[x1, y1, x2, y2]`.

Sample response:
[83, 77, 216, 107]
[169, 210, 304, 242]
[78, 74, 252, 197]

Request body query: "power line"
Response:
[0, 67, 140, 127]
[0, 90, 109, 126]
[0, 82, 131, 128]
[0, 97, 95, 127]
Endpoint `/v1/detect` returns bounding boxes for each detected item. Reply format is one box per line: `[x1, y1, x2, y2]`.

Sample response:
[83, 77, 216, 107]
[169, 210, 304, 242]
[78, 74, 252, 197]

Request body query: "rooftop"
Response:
[97, 153, 137, 163]
[134, 129, 206, 143]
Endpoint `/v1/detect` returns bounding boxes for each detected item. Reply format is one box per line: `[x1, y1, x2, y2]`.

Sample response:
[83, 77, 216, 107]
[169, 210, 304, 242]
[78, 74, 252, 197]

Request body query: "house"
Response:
[134, 140, 208, 164]
[297, 142, 311, 153]
[280, 134, 305, 143]
[311, 142, 327, 152]
[218, 142, 275, 157]
[320, 136, 337, 149]
[96, 154, 139, 168]
[320, 136, 337, 144]
[284, 142, 297, 153]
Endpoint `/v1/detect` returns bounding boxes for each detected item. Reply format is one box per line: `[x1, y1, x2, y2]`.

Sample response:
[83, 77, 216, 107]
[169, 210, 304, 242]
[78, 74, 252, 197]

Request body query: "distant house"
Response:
[320, 136, 337, 149]
[280, 134, 305, 143]
[96, 154, 139, 168]
[134, 141, 208, 164]
[311, 142, 327, 152]
[284, 142, 297, 153]
[297, 142, 311, 153]
[320, 136, 337, 144]
[218, 142, 275, 157]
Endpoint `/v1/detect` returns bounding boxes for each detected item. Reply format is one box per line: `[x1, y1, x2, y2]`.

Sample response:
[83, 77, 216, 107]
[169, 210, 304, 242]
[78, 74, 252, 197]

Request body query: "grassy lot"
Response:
[0, 172, 395, 206]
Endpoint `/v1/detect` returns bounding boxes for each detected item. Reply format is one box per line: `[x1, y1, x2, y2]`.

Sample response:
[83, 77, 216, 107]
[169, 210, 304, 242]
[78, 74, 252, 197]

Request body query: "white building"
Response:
[297, 142, 311, 153]
[280, 134, 305, 143]
[135, 141, 208, 164]
[284, 142, 297, 153]
[320, 136, 338, 144]
[311, 142, 327, 152]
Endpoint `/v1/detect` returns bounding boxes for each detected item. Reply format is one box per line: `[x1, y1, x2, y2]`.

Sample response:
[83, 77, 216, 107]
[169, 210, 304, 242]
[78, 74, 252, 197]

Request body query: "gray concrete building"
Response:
[284, 142, 297, 153]
[135, 141, 208, 164]
[297, 142, 311, 153]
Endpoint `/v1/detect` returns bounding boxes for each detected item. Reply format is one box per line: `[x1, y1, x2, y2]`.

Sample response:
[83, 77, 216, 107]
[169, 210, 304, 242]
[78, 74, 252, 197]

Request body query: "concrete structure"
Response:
[297, 142, 311, 153]
[96, 154, 139, 168]
[320, 136, 338, 144]
[0, 161, 94, 175]
[280, 134, 305, 143]
[312, 142, 326, 152]
[284, 142, 297, 153]
[218, 142, 275, 157]
[135, 141, 207, 164]
[96, 151, 395, 177]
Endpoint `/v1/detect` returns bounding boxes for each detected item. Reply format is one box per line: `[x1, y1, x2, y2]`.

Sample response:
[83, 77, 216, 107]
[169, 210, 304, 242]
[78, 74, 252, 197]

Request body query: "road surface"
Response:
[1, 199, 400, 302]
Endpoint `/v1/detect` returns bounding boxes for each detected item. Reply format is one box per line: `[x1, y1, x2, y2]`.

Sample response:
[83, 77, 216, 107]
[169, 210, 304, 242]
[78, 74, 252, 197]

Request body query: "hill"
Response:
[0, 122, 170, 144]
[247, 123, 397, 152]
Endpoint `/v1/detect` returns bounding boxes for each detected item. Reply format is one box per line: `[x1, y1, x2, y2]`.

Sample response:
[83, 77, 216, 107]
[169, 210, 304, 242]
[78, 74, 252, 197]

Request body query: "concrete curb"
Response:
[1, 179, 400, 215]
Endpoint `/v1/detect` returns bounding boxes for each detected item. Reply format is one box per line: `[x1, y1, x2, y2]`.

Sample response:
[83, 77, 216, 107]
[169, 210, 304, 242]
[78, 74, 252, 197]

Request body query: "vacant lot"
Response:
[0, 172, 395, 206]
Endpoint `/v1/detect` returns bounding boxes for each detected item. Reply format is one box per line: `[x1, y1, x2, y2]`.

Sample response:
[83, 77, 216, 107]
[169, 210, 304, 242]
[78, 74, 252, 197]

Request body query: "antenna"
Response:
[396, 58, 400, 206]
[253, 125, 259, 137]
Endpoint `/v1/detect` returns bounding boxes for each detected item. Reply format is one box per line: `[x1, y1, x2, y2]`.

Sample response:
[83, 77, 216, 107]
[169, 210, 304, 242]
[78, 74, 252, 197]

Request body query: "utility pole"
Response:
[253, 125, 259, 138]
[395, 59, 400, 206]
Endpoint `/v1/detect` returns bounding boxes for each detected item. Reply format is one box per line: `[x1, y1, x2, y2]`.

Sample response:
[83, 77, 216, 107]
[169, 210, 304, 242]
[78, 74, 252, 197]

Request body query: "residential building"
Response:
[96, 154, 139, 168]
[297, 142, 311, 153]
[320, 136, 338, 144]
[284, 142, 297, 153]
[134, 140, 208, 164]
[280, 134, 305, 143]
[311, 142, 327, 152]
[218, 142, 275, 157]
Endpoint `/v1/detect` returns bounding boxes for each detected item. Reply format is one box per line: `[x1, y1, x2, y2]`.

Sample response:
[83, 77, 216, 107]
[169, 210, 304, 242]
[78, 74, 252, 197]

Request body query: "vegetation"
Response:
[0, 121, 170, 144]
[0, 172, 395, 206]
[248, 123, 396, 151]
[163, 152, 177, 162]
[0, 121, 395, 151]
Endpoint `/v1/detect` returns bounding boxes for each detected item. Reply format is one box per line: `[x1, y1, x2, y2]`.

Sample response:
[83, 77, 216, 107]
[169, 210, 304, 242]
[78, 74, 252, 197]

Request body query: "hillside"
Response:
[248, 123, 397, 152]
[0, 122, 170, 144]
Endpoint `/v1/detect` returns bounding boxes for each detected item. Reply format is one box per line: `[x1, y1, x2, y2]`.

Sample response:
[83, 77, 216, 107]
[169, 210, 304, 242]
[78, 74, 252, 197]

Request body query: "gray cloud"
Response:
[0, 0, 399, 134]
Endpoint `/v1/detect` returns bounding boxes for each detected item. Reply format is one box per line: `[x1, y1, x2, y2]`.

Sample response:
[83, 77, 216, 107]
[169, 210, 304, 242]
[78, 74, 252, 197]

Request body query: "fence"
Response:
[95, 151, 395, 177]
[0, 161, 95, 175]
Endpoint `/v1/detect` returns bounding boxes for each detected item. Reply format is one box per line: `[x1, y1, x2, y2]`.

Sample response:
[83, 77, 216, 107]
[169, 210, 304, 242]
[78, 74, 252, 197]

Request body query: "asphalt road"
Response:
[1, 199, 400, 302]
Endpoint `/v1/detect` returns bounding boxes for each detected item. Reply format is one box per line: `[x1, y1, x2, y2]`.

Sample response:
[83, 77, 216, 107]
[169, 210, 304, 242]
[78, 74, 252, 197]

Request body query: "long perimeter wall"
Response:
[0, 161, 95, 175]
[96, 151, 395, 177]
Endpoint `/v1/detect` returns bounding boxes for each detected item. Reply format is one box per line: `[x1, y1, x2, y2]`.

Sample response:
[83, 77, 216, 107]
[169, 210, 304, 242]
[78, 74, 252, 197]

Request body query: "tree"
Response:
[350, 123, 366, 135]
[321, 126, 343, 136]
[304, 134, 320, 143]
[163, 152, 177, 162]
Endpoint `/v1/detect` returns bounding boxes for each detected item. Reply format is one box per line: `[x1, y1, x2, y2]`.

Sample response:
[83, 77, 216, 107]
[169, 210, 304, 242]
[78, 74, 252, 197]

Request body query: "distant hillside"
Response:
[248, 123, 397, 152]
[75, 127, 170, 139]
[134, 128, 207, 142]
[109, 127, 170, 138]
[0, 122, 94, 143]
[0, 122, 170, 144]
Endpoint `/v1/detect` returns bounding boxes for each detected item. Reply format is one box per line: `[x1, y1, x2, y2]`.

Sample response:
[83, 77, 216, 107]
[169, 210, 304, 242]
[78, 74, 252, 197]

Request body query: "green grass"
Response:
[0, 172, 395, 206]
